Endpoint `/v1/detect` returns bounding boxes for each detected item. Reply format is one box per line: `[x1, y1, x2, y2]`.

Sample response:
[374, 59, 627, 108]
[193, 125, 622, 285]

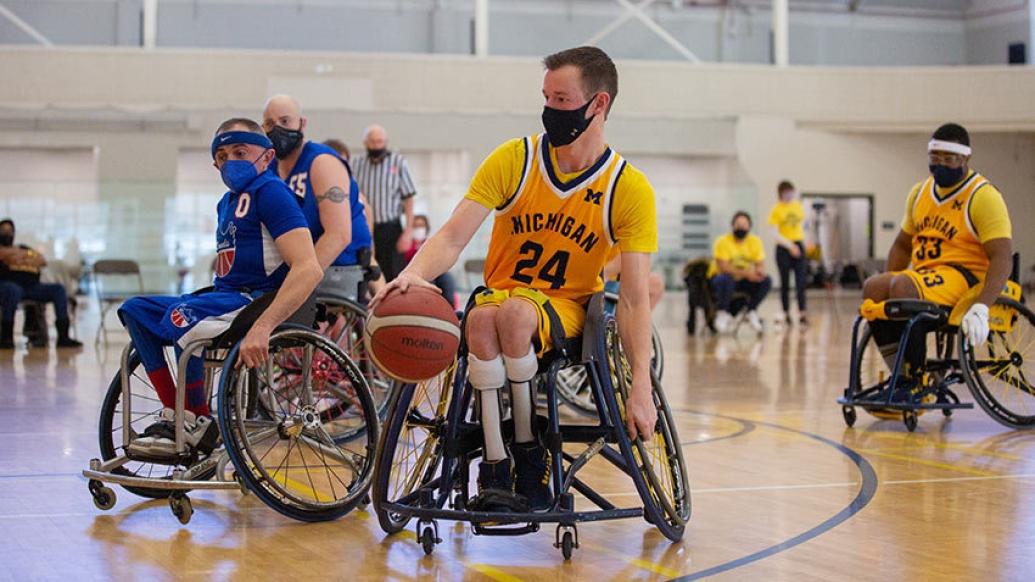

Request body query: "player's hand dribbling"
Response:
[625, 377, 657, 441]
[369, 270, 441, 310]
[238, 324, 273, 368]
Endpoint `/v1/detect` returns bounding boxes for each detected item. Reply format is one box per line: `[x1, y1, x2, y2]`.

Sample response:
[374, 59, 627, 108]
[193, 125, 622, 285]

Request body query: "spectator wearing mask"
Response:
[0, 219, 82, 349]
[403, 214, 458, 307]
[708, 211, 771, 333]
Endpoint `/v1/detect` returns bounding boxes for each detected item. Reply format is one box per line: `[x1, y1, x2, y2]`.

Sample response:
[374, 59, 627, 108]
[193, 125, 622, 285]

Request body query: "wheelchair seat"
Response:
[209, 290, 318, 350]
[859, 298, 948, 324]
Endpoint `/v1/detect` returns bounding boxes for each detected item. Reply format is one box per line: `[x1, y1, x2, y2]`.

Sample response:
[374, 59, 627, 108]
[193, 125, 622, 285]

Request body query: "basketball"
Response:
[364, 287, 461, 382]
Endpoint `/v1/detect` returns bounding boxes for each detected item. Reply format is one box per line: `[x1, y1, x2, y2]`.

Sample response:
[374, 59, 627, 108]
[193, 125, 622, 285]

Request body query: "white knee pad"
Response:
[503, 346, 538, 384]
[504, 347, 538, 444]
[468, 353, 506, 391]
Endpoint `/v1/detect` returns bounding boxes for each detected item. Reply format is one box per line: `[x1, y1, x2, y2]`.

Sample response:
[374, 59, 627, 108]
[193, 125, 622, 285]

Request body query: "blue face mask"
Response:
[929, 164, 965, 188]
[220, 157, 262, 192]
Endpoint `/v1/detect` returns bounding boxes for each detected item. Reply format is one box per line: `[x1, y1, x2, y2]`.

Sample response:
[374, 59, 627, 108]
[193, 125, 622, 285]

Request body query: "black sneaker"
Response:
[512, 443, 553, 512]
[127, 408, 218, 460]
[469, 458, 527, 513]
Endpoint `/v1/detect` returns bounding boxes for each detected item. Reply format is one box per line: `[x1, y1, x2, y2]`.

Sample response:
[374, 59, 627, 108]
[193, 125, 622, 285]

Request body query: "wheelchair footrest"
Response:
[838, 397, 974, 411]
[381, 502, 642, 526]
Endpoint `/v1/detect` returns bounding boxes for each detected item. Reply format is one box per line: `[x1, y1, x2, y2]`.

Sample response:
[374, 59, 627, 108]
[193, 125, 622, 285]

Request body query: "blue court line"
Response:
[671, 410, 879, 581]
[680, 413, 756, 447]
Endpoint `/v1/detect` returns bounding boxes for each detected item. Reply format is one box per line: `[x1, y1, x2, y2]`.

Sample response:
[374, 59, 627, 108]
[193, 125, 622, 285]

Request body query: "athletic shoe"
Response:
[127, 408, 218, 460]
[470, 458, 527, 513]
[799, 314, 809, 328]
[714, 311, 732, 333]
[747, 310, 764, 333]
[512, 442, 553, 512]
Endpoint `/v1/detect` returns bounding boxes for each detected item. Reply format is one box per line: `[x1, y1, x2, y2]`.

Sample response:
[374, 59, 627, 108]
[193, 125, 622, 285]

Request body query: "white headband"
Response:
[928, 139, 971, 156]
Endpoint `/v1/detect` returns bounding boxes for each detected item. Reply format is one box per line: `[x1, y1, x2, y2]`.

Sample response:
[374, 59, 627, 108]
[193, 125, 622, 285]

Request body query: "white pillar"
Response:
[773, 0, 789, 66]
[474, 0, 489, 58]
[142, 0, 158, 50]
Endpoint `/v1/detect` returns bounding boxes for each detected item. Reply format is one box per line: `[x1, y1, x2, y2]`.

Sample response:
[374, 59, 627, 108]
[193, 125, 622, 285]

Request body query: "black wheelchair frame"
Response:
[372, 292, 690, 560]
[839, 255, 1035, 432]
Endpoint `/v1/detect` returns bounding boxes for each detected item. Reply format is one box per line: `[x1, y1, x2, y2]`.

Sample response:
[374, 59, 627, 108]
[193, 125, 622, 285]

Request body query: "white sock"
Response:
[468, 353, 507, 462]
[503, 346, 538, 445]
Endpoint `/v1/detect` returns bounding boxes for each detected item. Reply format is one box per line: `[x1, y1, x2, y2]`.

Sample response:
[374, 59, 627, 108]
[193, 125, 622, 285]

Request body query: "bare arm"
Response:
[310, 154, 352, 270]
[886, 230, 913, 272]
[976, 238, 1012, 307]
[238, 228, 323, 367]
[617, 251, 657, 440]
[371, 198, 490, 306]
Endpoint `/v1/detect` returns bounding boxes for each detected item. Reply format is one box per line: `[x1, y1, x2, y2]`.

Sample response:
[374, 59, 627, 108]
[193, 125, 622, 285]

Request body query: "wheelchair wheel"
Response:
[372, 361, 456, 534]
[319, 298, 400, 435]
[98, 348, 215, 499]
[606, 320, 691, 542]
[557, 324, 664, 417]
[218, 327, 378, 522]
[960, 298, 1035, 429]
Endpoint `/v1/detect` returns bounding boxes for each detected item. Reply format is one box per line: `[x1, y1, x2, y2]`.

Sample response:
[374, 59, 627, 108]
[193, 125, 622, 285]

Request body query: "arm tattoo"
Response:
[316, 186, 347, 204]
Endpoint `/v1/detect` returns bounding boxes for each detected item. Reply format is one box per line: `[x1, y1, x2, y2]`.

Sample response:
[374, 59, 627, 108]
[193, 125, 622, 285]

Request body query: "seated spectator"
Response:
[0, 219, 82, 349]
[708, 211, 772, 333]
[403, 214, 458, 308]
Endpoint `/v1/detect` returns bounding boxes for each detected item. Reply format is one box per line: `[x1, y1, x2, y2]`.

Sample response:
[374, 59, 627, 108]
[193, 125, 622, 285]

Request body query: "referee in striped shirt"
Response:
[353, 124, 418, 281]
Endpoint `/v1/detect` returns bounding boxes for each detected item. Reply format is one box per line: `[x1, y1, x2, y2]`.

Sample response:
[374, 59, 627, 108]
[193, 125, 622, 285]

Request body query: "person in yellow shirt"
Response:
[769, 180, 808, 326]
[371, 46, 658, 513]
[863, 122, 1012, 383]
[709, 211, 771, 333]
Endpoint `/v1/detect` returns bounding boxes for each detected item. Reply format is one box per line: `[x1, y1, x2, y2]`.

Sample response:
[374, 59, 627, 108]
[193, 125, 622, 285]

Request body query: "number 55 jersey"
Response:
[466, 134, 657, 303]
[902, 170, 1011, 277]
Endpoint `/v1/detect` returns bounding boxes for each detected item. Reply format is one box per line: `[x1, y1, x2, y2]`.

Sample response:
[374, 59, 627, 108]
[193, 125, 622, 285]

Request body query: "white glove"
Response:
[961, 303, 989, 348]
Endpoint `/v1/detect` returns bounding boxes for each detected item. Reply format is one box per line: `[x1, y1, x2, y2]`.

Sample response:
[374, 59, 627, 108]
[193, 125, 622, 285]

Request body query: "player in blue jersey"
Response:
[263, 95, 375, 282]
[118, 117, 323, 459]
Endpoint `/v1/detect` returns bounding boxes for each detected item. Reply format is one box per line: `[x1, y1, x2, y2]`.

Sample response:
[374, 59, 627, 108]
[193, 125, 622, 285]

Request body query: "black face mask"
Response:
[541, 95, 597, 148]
[929, 164, 966, 188]
[366, 147, 387, 160]
[0, 234, 12, 247]
[267, 125, 304, 159]
[733, 228, 749, 240]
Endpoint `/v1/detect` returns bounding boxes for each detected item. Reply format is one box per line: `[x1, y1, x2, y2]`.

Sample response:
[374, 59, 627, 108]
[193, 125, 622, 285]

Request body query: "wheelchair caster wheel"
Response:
[89, 480, 116, 511]
[231, 471, 249, 495]
[419, 528, 436, 556]
[842, 406, 857, 428]
[555, 525, 579, 561]
[452, 493, 466, 511]
[169, 494, 193, 525]
[360, 493, 371, 507]
[903, 410, 918, 432]
[942, 408, 953, 417]
[417, 520, 440, 556]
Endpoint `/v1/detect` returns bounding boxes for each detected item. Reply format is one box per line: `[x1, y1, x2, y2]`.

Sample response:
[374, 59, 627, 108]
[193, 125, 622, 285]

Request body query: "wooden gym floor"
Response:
[2, 292, 1034, 581]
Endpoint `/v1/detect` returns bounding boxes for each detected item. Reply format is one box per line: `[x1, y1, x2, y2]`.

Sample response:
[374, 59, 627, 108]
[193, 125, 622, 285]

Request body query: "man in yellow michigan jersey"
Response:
[371, 46, 658, 512]
[863, 123, 1012, 381]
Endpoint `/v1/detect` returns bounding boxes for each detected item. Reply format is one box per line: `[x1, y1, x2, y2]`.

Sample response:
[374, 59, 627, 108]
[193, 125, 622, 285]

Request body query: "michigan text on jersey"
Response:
[510, 212, 601, 254]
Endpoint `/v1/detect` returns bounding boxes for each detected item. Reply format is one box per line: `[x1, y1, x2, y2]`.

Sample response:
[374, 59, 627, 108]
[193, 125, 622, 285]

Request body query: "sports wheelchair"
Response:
[83, 289, 380, 524]
[310, 262, 399, 440]
[839, 255, 1035, 432]
[556, 282, 664, 416]
[371, 292, 690, 560]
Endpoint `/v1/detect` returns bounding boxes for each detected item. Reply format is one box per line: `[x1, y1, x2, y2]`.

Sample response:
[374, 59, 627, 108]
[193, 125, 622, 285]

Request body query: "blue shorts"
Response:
[118, 291, 254, 348]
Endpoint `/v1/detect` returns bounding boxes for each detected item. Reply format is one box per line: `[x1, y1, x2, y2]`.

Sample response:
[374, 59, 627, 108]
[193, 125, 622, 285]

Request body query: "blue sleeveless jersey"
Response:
[213, 170, 309, 293]
[276, 142, 372, 266]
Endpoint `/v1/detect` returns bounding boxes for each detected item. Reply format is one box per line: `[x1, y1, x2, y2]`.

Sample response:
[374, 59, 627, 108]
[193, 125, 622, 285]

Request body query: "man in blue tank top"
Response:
[263, 95, 375, 290]
[117, 118, 323, 460]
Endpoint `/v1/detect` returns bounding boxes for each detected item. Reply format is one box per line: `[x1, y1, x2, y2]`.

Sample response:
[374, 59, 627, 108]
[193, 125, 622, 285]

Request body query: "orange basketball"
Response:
[364, 287, 461, 382]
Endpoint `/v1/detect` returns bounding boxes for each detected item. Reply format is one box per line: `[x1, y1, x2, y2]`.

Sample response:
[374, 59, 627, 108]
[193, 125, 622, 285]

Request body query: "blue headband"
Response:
[211, 130, 273, 159]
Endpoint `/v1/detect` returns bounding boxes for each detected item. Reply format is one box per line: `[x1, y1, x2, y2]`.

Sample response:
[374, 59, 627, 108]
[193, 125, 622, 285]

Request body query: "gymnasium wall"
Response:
[0, 0, 1020, 66]
[1, 47, 1033, 287]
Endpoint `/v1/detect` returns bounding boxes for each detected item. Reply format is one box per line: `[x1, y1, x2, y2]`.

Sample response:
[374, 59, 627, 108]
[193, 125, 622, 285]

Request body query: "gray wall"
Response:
[0, 0, 1027, 66]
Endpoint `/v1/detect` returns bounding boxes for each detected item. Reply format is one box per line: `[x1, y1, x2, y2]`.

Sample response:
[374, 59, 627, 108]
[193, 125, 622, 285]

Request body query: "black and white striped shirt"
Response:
[351, 151, 418, 224]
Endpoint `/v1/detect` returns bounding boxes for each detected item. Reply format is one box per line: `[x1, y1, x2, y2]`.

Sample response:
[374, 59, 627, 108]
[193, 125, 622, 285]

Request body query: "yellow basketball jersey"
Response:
[483, 134, 625, 302]
[908, 172, 991, 275]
